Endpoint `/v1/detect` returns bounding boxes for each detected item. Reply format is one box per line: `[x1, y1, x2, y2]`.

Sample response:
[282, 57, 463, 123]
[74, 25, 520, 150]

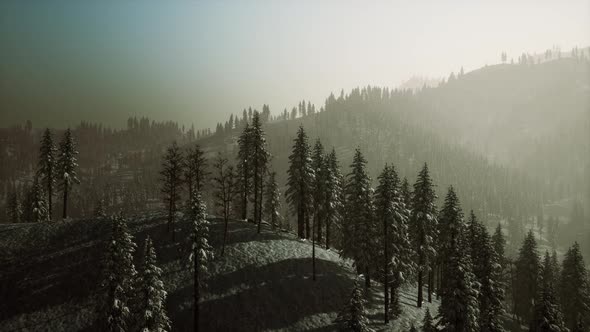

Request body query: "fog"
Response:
[1, 1, 589, 128]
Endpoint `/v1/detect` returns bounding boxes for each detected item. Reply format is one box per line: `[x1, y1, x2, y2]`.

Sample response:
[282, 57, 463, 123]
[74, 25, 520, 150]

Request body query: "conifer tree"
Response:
[342, 149, 375, 288]
[409, 324, 418, 332]
[184, 145, 208, 201]
[250, 111, 269, 233]
[236, 123, 253, 220]
[560, 242, 590, 330]
[374, 164, 412, 322]
[37, 128, 57, 220]
[31, 176, 49, 223]
[411, 163, 438, 307]
[137, 236, 171, 332]
[7, 190, 22, 223]
[400, 177, 412, 208]
[492, 224, 507, 270]
[187, 192, 213, 332]
[531, 252, 568, 332]
[212, 154, 237, 256]
[467, 211, 505, 332]
[437, 187, 480, 332]
[324, 148, 344, 250]
[515, 230, 540, 324]
[264, 171, 281, 230]
[311, 139, 326, 242]
[286, 126, 314, 239]
[101, 213, 137, 332]
[57, 128, 79, 219]
[160, 141, 184, 241]
[95, 198, 107, 218]
[422, 308, 436, 332]
[334, 279, 375, 332]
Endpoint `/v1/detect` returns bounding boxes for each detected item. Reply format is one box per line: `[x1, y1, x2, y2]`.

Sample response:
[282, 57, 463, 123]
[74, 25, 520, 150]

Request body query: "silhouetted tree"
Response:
[37, 128, 57, 220]
[515, 230, 540, 324]
[184, 145, 208, 201]
[286, 126, 314, 239]
[57, 128, 79, 219]
[212, 154, 236, 256]
[160, 141, 184, 240]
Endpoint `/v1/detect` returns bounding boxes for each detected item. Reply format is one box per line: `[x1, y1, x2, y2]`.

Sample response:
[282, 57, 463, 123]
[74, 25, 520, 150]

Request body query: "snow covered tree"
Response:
[250, 111, 269, 233]
[7, 190, 22, 223]
[286, 126, 314, 239]
[515, 230, 540, 324]
[422, 308, 436, 332]
[560, 242, 590, 330]
[400, 177, 412, 210]
[57, 128, 79, 219]
[467, 211, 505, 332]
[37, 128, 57, 220]
[187, 191, 213, 332]
[311, 139, 326, 242]
[437, 188, 480, 332]
[411, 163, 437, 307]
[492, 223, 507, 271]
[531, 252, 568, 332]
[236, 123, 253, 221]
[264, 171, 281, 230]
[212, 153, 237, 256]
[184, 144, 208, 201]
[334, 279, 375, 332]
[374, 164, 413, 322]
[137, 236, 171, 332]
[324, 148, 344, 250]
[342, 149, 375, 288]
[160, 141, 184, 241]
[30, 176, 49, 223]
[101, 213, 137, 332]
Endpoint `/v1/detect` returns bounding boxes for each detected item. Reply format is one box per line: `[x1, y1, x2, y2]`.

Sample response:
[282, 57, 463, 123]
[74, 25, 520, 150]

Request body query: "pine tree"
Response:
[324, 148, 344, 250]
[236, 123, 253, 221]
[160, 141, 184, 241]
[57, 128, 79, 219]
[342, 149, 375, 288]
[334, 279, 375, 332]
[422, 308, 436, 332]
[492, 224, 507, 271]
[560, 242, 590, 330]
[250, 111, 269, 233]
[37, 128, 57, 221]
[374, 164, 413, 322]
[531, 252, 568, 332]
[409, 324, 418, 332]
[212, 154, 237, 256]
[184, 145, 208, 201]
[400, 177, 412, 209]
[437, 187, 479, 332]
[467, 211, 505, 332]
[515, 230, 540, 324]
[311, 139, 326, 243]
[31, 176, 49, 223]
[264, 171, 281, 230]
[95, 198, 107, 218]
[411, 163, 438, 307]
[7, 190, 22, 223]
[187, 192, 213, 332]
[137, 236, 171, 332]
[286, 126, 314, 239]
[101, 213, 137, 332]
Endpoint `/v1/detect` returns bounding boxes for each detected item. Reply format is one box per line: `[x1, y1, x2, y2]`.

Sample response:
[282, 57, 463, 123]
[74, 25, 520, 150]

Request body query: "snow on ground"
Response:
[0, 213, 439, 331]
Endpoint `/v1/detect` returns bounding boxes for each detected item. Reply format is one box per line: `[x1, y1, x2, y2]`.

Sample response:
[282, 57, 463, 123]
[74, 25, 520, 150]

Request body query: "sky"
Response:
[1, 1, 589, 129]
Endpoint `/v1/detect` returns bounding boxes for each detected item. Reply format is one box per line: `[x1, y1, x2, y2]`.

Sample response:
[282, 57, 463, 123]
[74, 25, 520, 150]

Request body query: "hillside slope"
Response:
[0, 215, 438, 331]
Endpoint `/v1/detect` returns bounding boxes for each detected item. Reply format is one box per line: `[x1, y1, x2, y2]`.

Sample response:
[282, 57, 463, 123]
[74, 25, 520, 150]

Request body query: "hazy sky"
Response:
[1, 1, 589, 129]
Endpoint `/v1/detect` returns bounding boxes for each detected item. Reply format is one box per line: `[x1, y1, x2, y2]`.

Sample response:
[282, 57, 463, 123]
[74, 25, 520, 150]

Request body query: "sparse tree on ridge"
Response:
[286, 126, 314, 239]
[264, 171, 282, 230]
[250, 111, 269, 233]
[236, 123, 253, 221]
[184, 145, 208, 201]
[37, 128, 57, 220]
[187, 191, 213, 332]
[160, 141, 184, 241]
[212, 153, 237, 256]
[137, 236, 171, 332]
[57, 128, 80, 219]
